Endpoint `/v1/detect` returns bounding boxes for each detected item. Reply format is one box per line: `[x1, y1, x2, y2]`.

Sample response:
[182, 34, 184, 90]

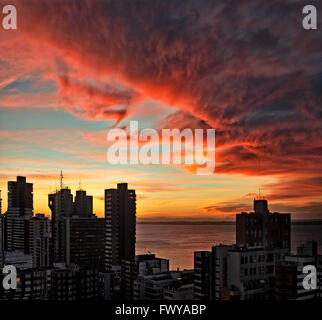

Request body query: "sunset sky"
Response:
[0, 0, 321, 220]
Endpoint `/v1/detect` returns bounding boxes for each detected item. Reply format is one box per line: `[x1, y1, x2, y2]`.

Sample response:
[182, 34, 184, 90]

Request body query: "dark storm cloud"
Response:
[0, 0, 321, 215]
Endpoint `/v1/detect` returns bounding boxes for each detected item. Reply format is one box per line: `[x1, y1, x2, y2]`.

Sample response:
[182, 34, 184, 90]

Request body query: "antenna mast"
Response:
[60, 170, 64, 189]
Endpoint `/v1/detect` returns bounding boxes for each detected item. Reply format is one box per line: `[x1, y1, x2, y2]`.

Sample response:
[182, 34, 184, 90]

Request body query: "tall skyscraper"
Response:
[0, 191, 4, 267]
[7, 176, 33, 216]
[48, 187, 73, 263]
[236, 199, 291, 250]
[4, 177, 33, 253]
[105, 183, 136, 272]
[29, 214, 51, 268]
[49, 185, 103, 270]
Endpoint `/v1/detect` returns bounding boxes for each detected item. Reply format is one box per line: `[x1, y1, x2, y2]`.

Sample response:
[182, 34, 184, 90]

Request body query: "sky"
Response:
[0, 0, 321, 220]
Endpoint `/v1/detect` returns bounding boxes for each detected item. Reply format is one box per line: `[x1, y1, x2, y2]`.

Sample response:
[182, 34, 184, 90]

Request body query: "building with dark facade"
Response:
[7, 176, 33, 216]
[29, 214, 51, 268]
[48, 187, 73, 263]
[64, 216, 105, 271]
[163, 270, 194, 300]
[133, 270, 191, 300]
[74, 190, 93, 217]
[275, 241, 321, 300]
[3, 177, 34, 254]
[0, 265, 102, 301]
[105, 183, 136, 272]
[236, 199, 290, 250]
[194, 251, 211, 300]
[48, 186, 103, 271]
[50, 265, 102, 300]
[121, 254, 169, 299]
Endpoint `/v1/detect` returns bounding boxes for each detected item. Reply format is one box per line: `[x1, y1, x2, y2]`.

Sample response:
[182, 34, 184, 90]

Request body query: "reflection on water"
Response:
[136, 224, 322, 270]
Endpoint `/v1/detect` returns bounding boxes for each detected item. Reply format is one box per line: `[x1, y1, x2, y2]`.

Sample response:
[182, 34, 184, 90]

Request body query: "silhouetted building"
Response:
[0, 269, 51, 300]
[29, 214, 50, 268]
[194, 251, 211, 300]
[0, 264, 102, 300]
[122, 254, 169, 299]
[7, 176, 33, 216]
[227, 246, 288, 300]
[211, 245, 234, 300]
[50, 265, 102, 300]
[4, 213, 31, 253]
[163, 270, 194, 300]
[48, 186, 103, 270]
[104, 265, 122, 300]
[3, 250, 33, 270]
[195, 242, 289, 301]
[0, 194, 4, 266]
[105, 183, 136, 272]
[74, 190, 93, 217]
[275, 241, 321, 300]
[3, 177, 33, 254]
[193, 208, 292, 302]
[133, 270, 190, 300]
[64, 216, 105, 271]
[236, 199, 290, 250]
[48, 188, 73, 263]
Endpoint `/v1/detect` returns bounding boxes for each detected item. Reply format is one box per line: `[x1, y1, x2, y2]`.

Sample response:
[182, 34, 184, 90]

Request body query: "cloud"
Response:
[1, 0, 322, 216]
[200, 202, 252, 214]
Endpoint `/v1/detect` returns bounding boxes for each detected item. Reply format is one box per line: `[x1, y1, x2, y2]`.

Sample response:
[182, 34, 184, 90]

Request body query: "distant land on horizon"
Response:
[137, 219, 322, 225]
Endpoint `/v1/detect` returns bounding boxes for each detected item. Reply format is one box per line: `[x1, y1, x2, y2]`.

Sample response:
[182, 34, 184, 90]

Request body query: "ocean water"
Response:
[136, 224, 322, 270]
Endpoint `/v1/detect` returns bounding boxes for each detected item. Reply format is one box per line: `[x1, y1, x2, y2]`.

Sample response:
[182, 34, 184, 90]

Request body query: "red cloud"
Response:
[1, 0, 322, 216]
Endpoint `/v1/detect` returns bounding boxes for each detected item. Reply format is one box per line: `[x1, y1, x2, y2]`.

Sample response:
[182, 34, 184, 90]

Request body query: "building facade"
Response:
[236, 199, 290, 250]
[194, 251, 211, 300]
[105, 183, 136, 272]
[121, 254, 169, 299]
[64, 216, 105, 271]
[275, 241, 321, 300]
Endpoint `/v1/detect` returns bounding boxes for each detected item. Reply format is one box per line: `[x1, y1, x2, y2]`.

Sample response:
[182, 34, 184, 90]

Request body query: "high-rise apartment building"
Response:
[74, 190, 93, 217]
[227, 246, 288, 300]
[275, 241, 321, 300]
[194, 199, 292, 301]
[29, 214, 51, 268]
[105, 183, 136, 272]
[4, 177, 34, 253]
[48, 187, 73, 263]
[63, 216, 105, 271]
[0, 191, 4, 266]
[236, 199, 290, 250]
[194, 251, 211, 300]
[211, 245, 234, 300]
[122, 254, 169, 299]
[49, 186, 103, 270]
[7, 176, 33, 216]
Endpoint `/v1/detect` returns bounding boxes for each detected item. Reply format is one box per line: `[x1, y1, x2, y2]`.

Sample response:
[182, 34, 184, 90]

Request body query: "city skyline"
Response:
[1, 174, 321, 301]
[1, 0, 322, 221]
[0, 171, 322, 223]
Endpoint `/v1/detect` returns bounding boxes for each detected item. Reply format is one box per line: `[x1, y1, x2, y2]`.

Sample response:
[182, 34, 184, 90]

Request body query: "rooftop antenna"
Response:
[78, 179, 82, 191]
[60, 170, 64, 189]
